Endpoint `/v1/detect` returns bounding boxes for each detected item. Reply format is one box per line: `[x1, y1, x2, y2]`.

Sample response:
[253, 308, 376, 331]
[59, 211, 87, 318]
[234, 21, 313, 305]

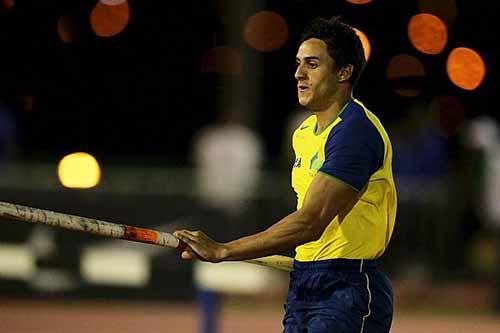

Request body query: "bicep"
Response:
[300, 172, 359, 233]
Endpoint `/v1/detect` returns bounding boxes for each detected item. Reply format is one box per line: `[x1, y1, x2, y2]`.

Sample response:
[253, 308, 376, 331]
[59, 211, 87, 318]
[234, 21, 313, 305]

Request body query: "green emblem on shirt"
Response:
[310, 151, 324, 171]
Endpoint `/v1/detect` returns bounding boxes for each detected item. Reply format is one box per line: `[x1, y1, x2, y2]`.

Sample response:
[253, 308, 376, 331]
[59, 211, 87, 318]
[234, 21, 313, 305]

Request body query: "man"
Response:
[175, 16, 397, 332]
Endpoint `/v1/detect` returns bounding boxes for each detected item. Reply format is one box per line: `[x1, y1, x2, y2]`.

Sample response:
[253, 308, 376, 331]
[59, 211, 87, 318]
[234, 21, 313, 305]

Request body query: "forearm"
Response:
[175, 174, 355, 263]
[222, 210, 321, 261]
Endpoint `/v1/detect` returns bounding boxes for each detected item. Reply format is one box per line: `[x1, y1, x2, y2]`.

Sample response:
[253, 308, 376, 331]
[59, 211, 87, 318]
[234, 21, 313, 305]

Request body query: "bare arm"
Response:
[174, 173, 358, 262]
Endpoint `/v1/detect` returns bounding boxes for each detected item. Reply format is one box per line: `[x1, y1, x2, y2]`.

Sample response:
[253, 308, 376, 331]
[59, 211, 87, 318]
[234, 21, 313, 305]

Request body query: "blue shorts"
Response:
[283, 259, 393, 333]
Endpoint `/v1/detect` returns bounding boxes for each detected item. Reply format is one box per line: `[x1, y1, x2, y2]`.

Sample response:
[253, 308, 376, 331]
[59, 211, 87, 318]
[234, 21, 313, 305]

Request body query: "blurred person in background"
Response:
[389, 100, 452, 280]
[191, 107, 264, 333]
[463, 115, 500, 310]
[464, 115, 500, 232]
[193, 108, 263, 221]
[176, 16, 397, 332]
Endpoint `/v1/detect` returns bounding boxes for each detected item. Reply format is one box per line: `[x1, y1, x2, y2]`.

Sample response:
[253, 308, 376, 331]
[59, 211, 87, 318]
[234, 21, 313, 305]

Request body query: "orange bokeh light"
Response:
[2, 0, 15, 9]
[201, 46, 242, 76]
[100, 0, 127, 4]
[386, 54, 426, 97]
[90, 1, 130, 37]
[353, 28, 371, 62]
[408, 13, 448, 55]
[345, 0, 373, 4]
[244, 11, 289, 52]
[447, 47, 486, 91]
[57, 16, 77, 44]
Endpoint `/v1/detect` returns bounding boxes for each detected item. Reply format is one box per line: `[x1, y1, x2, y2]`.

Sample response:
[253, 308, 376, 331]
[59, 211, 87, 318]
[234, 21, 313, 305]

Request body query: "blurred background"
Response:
[1, 0, 500, 332]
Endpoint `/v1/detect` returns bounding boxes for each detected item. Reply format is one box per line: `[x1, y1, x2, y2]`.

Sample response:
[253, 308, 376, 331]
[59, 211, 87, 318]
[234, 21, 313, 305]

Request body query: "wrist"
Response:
[218, 243, 231, 262]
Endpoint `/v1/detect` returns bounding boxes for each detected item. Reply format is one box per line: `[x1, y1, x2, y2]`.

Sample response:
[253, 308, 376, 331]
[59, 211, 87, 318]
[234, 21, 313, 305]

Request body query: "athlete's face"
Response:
[295, 38, 339, 110]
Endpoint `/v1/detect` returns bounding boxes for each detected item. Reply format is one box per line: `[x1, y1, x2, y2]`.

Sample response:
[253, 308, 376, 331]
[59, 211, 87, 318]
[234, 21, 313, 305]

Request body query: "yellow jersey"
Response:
[292, 99, 397, 261]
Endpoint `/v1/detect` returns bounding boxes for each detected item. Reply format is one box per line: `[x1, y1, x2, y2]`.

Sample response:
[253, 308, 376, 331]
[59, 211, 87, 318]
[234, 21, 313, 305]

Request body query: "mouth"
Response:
[297, 85, 310, 93]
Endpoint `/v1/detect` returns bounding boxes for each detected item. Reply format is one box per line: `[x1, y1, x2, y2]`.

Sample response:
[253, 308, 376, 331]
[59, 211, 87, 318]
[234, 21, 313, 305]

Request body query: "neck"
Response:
[314, 89, 352, 133]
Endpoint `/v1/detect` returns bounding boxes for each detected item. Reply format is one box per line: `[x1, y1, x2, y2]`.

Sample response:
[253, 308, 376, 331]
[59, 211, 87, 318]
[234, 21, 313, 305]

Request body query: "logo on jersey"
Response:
[310, 152, 324, 171]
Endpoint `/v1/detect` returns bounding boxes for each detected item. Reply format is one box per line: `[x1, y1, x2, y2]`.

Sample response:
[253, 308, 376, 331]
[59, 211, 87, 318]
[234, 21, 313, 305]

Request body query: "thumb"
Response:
[181, 250, 195, 260]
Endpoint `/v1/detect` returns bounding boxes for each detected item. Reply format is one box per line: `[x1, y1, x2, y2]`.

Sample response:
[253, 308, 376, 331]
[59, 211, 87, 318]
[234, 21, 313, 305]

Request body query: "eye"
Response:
[307, 62, 318, 69]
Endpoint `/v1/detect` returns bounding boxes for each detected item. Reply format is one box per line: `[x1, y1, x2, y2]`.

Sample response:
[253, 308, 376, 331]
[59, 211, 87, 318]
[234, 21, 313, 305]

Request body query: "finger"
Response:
[174, 230, 189, 238]
[181, 250, 194, 260]
[174, 229, 197, 236]
[174, 230, 194, 237]
[174, 232, 196, 245]
[174, 230, 199, 243]
[173, 232, 208, 260]
[183, 247, 202, 260]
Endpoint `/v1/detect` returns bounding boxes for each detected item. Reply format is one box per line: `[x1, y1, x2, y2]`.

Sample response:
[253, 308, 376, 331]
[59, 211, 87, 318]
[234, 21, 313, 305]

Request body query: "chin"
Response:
[298, 97, 310, 107]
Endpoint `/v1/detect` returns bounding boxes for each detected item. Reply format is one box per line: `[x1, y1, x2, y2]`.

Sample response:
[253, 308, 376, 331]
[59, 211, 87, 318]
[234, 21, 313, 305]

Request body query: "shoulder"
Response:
[319, 100, 386, 188]
[324, 100, 385, 173]
[329, 100, 382, 142]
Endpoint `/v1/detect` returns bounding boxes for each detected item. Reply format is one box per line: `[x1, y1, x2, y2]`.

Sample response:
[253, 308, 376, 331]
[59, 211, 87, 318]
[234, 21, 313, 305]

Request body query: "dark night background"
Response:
[0, 0, 498, 165]
[3, 1, 500, 324]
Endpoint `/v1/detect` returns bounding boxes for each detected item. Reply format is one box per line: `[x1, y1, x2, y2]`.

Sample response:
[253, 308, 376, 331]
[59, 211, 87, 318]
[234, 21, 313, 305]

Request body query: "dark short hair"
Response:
[300, 16, 366, 86]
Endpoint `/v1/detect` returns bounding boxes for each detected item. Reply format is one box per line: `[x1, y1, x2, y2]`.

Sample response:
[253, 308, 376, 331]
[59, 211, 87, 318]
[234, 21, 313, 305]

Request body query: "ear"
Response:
[337, 64, 354, 83]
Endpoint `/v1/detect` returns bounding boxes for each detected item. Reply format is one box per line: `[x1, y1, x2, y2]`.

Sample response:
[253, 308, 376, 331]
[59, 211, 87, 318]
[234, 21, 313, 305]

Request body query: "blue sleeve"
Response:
[319, 119, 384, 191]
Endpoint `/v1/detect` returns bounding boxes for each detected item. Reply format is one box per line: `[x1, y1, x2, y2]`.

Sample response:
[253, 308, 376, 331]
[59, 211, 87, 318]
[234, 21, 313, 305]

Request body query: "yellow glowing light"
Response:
[353, 28, 371, 62]
[90, 1, 130, 37]
[244, 11, 289, 52]
[58, 152, 101, 189]
[447, 47, 486, 91]
[408, 13, 448, 55]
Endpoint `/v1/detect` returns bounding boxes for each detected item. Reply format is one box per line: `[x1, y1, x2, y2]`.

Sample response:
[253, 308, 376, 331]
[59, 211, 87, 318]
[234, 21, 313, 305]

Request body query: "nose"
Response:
[294, 63, 306, 81]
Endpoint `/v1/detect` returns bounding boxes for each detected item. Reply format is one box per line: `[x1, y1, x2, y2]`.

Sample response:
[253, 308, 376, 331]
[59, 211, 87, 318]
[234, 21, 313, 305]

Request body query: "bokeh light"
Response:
[430, 95, 465, 137]
[100, 0, 127, 5]
[345, 0, 373, 4]
[353, 28, 371, 62]
[57, 16, 77, 44]
[386, 54, 426, 97]
[90, 1, 130, 37]
[447, 47, 486, 91]
[201, 46, 242, 75]
[58, 152, 101, 189]
[2, 0, 14, 9]
[418, 0, 457, 27]
[408, 13, 448, 55]
[244, 11, 288, 52]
